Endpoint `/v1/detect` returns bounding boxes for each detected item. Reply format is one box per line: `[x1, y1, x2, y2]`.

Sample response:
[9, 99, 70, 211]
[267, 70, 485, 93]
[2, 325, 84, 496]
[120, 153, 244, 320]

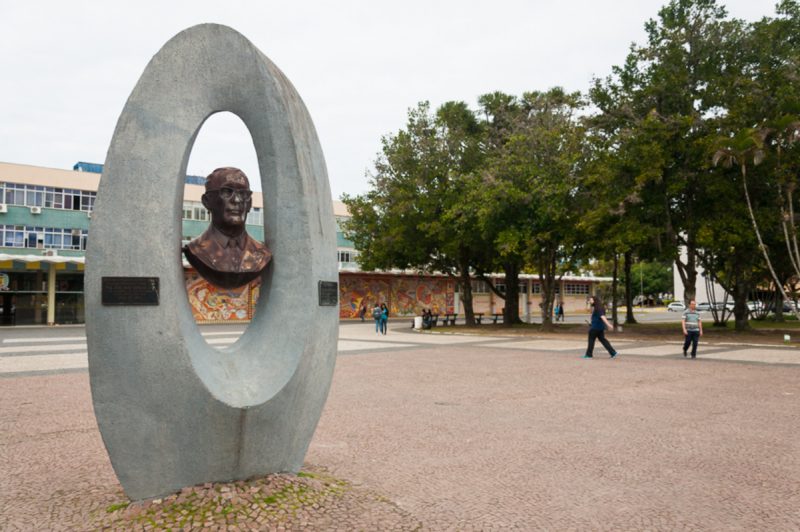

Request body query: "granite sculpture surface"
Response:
[85, 24, 339, 500]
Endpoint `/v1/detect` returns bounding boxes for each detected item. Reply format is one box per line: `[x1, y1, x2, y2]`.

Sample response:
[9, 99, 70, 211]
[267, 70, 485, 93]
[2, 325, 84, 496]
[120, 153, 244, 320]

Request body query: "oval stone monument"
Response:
[85, 24, 339, 500]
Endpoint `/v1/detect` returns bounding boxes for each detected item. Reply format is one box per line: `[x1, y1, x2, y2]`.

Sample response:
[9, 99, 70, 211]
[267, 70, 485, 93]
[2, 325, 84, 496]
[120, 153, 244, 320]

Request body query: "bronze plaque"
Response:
[102, 277, 160, 306]
[318, 281, 338, 306]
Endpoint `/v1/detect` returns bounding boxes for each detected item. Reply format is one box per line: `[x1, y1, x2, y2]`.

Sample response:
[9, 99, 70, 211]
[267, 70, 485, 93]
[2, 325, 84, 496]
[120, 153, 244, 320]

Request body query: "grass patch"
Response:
[105, 501, 130, 513]
[748, 318, 800, 329]
[97, 469, 351, 530]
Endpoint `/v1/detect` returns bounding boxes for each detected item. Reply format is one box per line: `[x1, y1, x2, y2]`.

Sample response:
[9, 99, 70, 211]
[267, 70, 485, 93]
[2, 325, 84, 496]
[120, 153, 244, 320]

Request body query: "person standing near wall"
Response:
[380, 302, 389, 335]
[372, 303, 382, 334]
[583, 296, 618, 359]
[682, 300, 703, 358]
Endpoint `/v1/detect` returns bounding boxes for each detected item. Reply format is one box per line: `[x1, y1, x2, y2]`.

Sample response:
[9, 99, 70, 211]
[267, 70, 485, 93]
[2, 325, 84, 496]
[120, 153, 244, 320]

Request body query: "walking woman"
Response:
[583, 296, 618, 359]
[380, 303, 389, 335]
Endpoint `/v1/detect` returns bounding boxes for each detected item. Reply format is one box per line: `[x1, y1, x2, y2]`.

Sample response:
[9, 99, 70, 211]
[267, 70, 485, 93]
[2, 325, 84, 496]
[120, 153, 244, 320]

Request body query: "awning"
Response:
[0, 253, 196, 268]
[0, 253, 85, 264]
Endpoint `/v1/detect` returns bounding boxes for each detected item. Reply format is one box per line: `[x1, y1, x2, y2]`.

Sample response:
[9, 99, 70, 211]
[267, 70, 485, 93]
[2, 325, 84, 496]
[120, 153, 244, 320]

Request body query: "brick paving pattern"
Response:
[2, 327, 800, 529]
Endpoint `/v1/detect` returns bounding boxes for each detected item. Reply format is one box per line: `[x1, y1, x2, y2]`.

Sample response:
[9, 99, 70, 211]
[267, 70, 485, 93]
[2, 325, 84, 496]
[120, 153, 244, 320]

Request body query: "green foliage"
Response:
[341, 101, 486, 275]
[620, 261, 674, 297]
[475, 88, 588, 324]
[342, 0, 800, 332]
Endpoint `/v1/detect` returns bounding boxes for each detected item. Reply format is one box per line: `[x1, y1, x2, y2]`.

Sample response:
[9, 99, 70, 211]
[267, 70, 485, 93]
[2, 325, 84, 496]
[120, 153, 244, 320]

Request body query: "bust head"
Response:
[202, 167, 254, 236]
[183, 166, 271, 289]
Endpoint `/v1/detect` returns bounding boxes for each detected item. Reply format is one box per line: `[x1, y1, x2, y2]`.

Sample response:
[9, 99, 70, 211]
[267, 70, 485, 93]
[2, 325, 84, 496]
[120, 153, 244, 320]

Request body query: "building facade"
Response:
[1, 161, 609, 325]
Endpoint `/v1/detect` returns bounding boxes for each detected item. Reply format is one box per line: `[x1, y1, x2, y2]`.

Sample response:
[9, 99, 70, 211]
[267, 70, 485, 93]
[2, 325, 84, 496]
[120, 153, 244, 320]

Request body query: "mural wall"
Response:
[339, 273, 454, 318]
[184, 270, 596, 323]
[185, 270, 260, 323]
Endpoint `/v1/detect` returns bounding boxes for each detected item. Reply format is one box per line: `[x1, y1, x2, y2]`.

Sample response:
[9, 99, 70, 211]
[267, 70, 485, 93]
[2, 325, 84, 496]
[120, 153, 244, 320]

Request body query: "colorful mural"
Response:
[185, 270, 260, 323]
[390, 277, 452, 316]
[338, 275, 391, 319]
[338, 274, 454, 318]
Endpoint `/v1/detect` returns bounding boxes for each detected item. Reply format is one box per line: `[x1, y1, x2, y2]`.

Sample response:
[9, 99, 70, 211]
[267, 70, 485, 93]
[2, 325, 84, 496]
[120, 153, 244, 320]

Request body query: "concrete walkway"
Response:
[2, 321, 799, 377]
[2, 324, 799, 529]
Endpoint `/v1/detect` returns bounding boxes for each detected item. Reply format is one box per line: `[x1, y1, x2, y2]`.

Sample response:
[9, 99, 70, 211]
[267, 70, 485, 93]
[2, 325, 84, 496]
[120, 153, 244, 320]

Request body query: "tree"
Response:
[709, 1, 800, 322]
[621, 260, 674, 302]
[476, 88, 586, 327]
[341, 101, 487, 323]
[589, 0, 744, 308]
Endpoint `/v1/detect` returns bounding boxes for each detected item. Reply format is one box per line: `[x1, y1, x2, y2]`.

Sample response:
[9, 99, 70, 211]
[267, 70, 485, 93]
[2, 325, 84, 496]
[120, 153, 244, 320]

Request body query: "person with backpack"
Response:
[372, 303, 382, 334]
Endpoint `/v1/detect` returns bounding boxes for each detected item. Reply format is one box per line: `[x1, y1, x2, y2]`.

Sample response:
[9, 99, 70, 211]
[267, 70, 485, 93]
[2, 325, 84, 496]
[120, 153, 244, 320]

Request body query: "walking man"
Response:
[682, 299, 703, 358]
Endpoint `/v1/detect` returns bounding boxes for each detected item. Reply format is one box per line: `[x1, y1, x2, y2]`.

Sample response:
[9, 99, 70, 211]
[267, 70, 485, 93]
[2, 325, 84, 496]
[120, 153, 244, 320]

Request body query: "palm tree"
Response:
[713, 127, 800, 319]
[767, 117, 800, 280]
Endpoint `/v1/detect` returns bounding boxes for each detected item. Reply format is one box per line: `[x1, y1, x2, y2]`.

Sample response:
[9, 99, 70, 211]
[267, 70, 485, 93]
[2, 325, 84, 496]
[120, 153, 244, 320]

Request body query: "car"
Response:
[712, 301, 735, 311]
[747, 301, 765, 312]
[696, 302, 711, 311]
[766, 300, 798, 313]
[667, 301, 686, 312]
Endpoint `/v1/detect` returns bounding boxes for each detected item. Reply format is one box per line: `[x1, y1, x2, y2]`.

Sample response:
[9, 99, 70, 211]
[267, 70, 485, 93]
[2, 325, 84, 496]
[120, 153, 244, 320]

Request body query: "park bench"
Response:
[474, 312, 484, 324]
[444, 313, 458, 325]
[492, 313, 503, 324]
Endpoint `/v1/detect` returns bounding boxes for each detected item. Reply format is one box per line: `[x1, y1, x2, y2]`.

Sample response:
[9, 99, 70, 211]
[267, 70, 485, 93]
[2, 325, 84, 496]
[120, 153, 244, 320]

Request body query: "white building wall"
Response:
[674, 246, 729, 304]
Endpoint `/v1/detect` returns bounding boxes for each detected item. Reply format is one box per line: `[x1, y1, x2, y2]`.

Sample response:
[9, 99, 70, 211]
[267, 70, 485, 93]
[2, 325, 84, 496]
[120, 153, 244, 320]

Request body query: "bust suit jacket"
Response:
[183, 226, 271, 289]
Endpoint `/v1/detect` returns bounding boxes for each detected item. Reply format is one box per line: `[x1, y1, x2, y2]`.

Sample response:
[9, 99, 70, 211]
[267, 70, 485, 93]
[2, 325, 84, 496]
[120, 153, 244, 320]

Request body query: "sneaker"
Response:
[683, 350, 687, 357]
[610, 352, 618, 359]
[582, 355, 593, 359]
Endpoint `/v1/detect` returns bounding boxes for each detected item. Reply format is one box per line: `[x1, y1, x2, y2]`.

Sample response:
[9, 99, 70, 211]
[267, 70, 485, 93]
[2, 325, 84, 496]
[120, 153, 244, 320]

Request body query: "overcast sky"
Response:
[0, 0, 777, 199]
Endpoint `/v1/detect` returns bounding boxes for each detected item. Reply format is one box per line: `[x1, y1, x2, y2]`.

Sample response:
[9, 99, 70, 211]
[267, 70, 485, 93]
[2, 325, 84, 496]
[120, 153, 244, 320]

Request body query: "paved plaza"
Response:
[2, 322, 800, 529]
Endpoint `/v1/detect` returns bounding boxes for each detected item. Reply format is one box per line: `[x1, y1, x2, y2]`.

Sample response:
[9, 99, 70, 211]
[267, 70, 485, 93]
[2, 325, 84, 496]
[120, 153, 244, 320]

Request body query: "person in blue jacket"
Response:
[583, 296, 618, 359]
[380, 302, 389, 335]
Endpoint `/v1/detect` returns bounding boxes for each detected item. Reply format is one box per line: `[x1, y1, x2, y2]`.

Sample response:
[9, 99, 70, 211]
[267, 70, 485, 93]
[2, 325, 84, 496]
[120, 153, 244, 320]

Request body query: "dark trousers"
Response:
[586, 328, 615, 357]
[683, 330, 700, 357]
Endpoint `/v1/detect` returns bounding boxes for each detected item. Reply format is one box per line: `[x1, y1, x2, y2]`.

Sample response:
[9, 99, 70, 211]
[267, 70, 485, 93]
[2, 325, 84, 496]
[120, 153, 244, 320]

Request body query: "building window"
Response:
[565, 283, 589, 295]
[1, 224, 87, 250]
[0, 182, 95, 212]
[249, 207, 263, 226]
[494, 283, 506, 294]
[471, 280, 489, 294]
[338, 250, 352, 263]
[181, 201, 261, 225]
[532, 282, 561, 294]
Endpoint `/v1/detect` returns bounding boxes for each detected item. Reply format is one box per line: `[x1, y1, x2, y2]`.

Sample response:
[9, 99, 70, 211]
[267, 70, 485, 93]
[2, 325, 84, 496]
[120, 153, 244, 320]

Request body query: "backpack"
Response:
[372, 308, 381, 319]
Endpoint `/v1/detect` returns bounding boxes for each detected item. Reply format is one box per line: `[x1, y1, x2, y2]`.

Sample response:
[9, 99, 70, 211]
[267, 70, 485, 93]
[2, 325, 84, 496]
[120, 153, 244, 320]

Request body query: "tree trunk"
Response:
[539, 246, 557, 330]
[741, 166, 800, 320]
[611, 253, 619, 329]
[624, 251, 637, 324]
[733, 278, 750, 331]
[502, 261, 521, 326]
[774, 289, 785, 323]
[459, 261, 476, 326]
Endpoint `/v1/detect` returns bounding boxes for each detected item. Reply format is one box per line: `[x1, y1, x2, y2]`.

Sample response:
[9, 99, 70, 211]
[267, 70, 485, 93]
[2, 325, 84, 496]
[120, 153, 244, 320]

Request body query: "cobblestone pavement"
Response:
[2, 325, 800, 529]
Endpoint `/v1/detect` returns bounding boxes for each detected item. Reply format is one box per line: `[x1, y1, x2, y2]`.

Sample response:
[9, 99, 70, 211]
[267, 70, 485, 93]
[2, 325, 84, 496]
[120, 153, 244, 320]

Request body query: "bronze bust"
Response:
[183, 167, 271, 288]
